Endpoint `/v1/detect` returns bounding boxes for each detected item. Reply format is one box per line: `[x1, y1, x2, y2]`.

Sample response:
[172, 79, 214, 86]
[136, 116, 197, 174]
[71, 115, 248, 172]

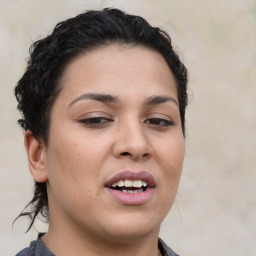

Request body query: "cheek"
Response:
[157, 135, 185, 190]
[46, 135, 95, 189]
[159, 134, 185, 167]
[45, 136, 102, 211]
[45, 129, 113, 196]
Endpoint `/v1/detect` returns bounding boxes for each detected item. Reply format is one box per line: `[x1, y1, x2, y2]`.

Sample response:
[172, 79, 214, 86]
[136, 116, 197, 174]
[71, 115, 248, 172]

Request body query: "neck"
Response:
[42, 218, 161, 256]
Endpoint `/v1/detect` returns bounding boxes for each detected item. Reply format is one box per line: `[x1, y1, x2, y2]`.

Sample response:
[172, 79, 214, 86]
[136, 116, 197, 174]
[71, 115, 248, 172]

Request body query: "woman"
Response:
[14, 8, 188, 256]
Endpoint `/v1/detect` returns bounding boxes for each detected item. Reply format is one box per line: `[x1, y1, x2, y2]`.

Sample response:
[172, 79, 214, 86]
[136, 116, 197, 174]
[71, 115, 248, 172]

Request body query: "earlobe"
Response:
[24, 130, 48, 183]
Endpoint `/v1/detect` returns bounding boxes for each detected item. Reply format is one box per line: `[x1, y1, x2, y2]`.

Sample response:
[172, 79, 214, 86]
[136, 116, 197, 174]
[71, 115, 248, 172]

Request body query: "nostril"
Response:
[121, 152, 130, 156]
[142, 153, 149, 158]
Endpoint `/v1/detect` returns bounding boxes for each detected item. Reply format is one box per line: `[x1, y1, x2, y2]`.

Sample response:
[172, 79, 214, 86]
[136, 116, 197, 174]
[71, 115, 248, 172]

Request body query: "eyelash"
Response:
[144, 118, 174, 127]
[79, 117, 174, 128]
[79, 117, 113, 126]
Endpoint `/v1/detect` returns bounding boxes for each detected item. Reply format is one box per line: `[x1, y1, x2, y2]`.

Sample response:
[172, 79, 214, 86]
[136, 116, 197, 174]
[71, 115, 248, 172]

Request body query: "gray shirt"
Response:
[16, 234, 179, 256]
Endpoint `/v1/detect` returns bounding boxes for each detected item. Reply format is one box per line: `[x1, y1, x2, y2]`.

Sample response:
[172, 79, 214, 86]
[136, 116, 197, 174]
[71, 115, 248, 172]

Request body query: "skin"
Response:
[25, 44, 185, 256]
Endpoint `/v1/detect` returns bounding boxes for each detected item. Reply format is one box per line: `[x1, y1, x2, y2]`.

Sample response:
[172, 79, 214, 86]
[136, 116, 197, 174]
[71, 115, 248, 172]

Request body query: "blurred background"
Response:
[0, 0, 255, 255]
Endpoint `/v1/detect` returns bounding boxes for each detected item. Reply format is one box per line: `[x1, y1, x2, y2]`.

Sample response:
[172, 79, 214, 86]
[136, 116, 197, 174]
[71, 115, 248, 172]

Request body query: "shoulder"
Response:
[15, 240, 36, 256]
[158, 238, 180, 256]
[15, 234, 54, 256]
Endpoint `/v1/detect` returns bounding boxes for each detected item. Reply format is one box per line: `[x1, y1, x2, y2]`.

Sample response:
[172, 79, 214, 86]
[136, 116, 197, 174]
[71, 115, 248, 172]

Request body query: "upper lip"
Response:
[104, 170, 156, 188]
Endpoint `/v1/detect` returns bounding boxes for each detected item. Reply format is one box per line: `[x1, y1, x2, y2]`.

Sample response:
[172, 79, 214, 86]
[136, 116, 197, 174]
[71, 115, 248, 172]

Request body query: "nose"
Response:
[112, 120, 154, 161]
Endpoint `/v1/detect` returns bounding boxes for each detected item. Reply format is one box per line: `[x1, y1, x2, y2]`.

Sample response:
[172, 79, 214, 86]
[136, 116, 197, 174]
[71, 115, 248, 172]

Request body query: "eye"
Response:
[144, 118, 174, 127]
[79, 116, 113, 126]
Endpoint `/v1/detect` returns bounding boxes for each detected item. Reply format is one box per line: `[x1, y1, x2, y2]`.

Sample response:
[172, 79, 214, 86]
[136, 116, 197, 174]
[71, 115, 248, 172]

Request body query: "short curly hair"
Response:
[14, 8, 188, 231]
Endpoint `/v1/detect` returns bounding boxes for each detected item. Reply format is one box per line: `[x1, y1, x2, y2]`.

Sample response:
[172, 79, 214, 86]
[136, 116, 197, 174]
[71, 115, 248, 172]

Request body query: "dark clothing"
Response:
[16, 234, 179, 256]
[158, 238, 180, 256]
[16, 234, 54, 256]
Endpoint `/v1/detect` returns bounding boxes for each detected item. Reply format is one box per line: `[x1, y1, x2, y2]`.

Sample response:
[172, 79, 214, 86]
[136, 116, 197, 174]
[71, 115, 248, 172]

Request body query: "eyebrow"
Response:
[69, 93, 178, 107]
[69, 93, 119, 107]
[144, 95, 179, 106]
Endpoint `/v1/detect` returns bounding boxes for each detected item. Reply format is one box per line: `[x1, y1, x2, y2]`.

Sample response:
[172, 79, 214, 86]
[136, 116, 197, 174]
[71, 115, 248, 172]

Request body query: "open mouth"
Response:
[109, 179, 148, 193]
[105, 171, 155, 204]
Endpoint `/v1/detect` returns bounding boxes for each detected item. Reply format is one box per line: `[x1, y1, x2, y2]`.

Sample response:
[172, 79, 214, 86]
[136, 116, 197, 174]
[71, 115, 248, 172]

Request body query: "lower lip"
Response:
[105, 187, 155, 205]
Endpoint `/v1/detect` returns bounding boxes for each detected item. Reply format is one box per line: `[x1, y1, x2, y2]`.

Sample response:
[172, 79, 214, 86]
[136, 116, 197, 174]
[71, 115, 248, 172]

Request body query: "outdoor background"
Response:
[0, 0, 255, 255]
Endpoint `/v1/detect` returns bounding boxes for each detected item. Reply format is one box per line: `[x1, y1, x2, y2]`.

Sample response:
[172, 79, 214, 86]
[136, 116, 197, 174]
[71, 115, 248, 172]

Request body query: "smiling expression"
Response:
[42, 44, 185, 242]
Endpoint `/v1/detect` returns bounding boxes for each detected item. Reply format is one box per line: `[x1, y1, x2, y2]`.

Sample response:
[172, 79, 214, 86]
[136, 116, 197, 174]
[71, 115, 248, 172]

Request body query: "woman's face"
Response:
[44, 44, 185, 241]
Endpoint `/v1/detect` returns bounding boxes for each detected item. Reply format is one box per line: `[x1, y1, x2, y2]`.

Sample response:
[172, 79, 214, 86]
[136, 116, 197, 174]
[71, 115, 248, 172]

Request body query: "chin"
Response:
[103, 226, 159, 244]
[98, 211, 162, 243]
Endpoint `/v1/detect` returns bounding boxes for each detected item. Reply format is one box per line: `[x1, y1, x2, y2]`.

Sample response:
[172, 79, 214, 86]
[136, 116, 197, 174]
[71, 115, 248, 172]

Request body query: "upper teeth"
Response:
[111, 180, 147, 188]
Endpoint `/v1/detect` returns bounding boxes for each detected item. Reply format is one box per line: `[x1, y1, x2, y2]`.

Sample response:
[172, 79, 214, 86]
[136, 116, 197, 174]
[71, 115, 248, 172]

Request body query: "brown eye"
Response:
[145, 118, 174, 127]
[80, 117, 112, 126]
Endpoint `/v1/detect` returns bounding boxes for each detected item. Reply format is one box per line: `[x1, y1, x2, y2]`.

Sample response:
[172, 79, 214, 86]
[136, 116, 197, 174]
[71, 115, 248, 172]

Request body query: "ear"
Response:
[24, 130, 48, 182]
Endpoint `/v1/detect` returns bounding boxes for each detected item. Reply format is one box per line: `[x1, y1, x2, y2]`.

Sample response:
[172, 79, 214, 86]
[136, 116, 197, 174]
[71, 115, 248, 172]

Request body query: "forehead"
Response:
[58, 44, 178, 103]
